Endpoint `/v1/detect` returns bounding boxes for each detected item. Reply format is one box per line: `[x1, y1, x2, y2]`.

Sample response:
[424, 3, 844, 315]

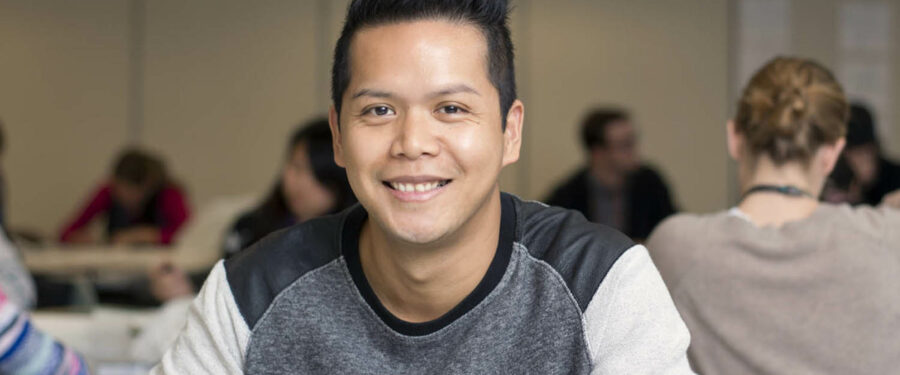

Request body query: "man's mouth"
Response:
[383, 179, 452, 193]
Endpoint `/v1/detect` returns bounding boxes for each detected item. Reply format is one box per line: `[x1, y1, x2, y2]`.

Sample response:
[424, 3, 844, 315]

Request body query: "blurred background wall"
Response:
[0, 0, 897, 235]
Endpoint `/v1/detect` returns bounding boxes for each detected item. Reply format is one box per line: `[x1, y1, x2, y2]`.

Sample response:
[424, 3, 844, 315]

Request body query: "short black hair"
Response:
[580, 108, 630, 150]
[331, 0, 516, 129]
[846, 102, 878, 149]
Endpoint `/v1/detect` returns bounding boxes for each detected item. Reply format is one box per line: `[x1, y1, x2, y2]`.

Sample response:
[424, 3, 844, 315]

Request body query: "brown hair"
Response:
[112, 148, 166, 189]
[580, 108, 630, 150]
[735, 57, 849, 165]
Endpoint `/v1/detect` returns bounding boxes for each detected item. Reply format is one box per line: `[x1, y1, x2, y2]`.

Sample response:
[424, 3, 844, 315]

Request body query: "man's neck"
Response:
[359, 192, 502, 323]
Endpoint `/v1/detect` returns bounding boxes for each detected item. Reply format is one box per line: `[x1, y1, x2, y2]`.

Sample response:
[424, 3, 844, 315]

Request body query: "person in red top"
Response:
[60, 148, 190, 245]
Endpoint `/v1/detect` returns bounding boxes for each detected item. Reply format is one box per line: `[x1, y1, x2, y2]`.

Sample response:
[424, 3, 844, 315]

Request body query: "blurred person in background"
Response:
[221, 117, 357, 258]
[647, 57, 900, 374]
[546, 108, 676, 240]
[59, 148, 190, 246]
[151, 118, 356, 302]
[823, 103, 900, 205]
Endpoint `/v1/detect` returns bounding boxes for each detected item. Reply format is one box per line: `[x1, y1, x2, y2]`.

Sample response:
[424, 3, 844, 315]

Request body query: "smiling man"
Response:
[153, 0, 692, 373]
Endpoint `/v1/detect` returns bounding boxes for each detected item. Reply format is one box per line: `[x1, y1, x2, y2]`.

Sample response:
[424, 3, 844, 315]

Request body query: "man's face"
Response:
[330, 20, 522, 245]
[595, 120, 639, 174]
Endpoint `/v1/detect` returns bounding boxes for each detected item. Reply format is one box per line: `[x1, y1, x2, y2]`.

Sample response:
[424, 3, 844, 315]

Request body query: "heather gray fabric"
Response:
[245, 248, 590, 374]
[152, 193, 695, 374]
[232, 193, 627, 374]
[648, 204, 900, 374]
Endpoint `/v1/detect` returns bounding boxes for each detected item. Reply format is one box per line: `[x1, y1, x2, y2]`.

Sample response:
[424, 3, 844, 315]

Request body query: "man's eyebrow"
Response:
[351, 85, 480, 100]
[429, 84, 481, 98]
[351, 89, 393, 99]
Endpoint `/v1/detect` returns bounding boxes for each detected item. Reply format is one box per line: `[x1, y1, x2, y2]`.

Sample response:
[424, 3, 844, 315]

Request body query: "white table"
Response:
[31, 307, 159, 371]
[21, 244, 216, 277]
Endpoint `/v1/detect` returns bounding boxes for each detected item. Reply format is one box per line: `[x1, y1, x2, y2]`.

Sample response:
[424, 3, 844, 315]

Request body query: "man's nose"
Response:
[390, 110, 440, 159]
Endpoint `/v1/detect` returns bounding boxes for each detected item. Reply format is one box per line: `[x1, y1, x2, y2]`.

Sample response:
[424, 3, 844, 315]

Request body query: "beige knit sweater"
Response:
[647, 203, 900, 375]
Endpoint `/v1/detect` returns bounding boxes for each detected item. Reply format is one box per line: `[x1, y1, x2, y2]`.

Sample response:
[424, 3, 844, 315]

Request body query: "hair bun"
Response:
[771, 88, 807, 137]
[734, 57, 848, 164]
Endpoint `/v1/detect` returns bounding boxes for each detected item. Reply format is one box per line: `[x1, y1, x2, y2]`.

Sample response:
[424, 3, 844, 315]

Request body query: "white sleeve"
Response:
[151, 261, 250, 374]
[0, 229, 36, 309]
[584, 245, 694, 374]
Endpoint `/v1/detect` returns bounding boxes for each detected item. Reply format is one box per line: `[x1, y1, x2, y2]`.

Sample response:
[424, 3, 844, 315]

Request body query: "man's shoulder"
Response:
[509, 195, 634, 312]
[223, 206, 355, 329]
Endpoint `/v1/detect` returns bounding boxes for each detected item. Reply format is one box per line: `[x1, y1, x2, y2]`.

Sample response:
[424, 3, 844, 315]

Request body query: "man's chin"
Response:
[379, 218, 454, 246]
[391, 228, 446, 246]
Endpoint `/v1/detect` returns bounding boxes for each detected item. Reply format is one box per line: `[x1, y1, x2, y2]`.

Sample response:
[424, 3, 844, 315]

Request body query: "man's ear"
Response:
[726, 120, 743, 162]
[819, 137, 846, 175]
[329, 106, 346, 167]
[501, 99, 524, 167]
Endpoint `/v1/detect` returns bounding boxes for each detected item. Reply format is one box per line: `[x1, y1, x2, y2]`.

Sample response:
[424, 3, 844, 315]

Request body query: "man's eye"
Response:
[439, 105, 466, 114]
[367, 106, 394, 116]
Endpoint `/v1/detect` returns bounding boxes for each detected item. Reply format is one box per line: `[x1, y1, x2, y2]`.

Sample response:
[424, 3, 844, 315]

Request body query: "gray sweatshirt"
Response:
[153, 193, 693, 374]
[648, 204, 900, 374]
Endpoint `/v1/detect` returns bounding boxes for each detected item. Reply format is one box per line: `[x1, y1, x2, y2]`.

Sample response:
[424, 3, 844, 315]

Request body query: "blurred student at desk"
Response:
[59, 148, 190, 246]
[221, 118, 357, 258]
[151, 118, 357, 302]
[824, 103, 900, 206]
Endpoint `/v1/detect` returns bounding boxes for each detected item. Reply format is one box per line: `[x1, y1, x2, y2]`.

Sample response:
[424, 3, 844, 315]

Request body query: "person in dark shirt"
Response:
[546, 108, 676, 240]
[824, 103, 900, 206]
[59, 148, 190, 245]
[221, 118, 357, 257]
[150, 118, 356, 303]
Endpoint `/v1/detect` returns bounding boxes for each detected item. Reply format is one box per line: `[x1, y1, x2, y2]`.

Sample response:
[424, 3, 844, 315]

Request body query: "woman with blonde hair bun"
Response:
[647, 57, 900, 374]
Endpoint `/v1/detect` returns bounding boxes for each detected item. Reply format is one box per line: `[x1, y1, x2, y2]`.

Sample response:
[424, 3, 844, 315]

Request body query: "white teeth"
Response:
[389, 181, 445, 193]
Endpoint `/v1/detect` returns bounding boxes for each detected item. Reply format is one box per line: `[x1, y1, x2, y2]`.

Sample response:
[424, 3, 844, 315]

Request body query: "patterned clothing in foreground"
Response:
[0, 287, 87, 375]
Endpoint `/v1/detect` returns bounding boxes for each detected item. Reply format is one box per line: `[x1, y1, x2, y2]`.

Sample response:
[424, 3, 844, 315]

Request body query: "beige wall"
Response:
[0, 0, 760, 235]
[790, 0, 900, 159]
[142, 0, 321, 209]
[0, 0, 130, 235]
[519, 0, 730, 212]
